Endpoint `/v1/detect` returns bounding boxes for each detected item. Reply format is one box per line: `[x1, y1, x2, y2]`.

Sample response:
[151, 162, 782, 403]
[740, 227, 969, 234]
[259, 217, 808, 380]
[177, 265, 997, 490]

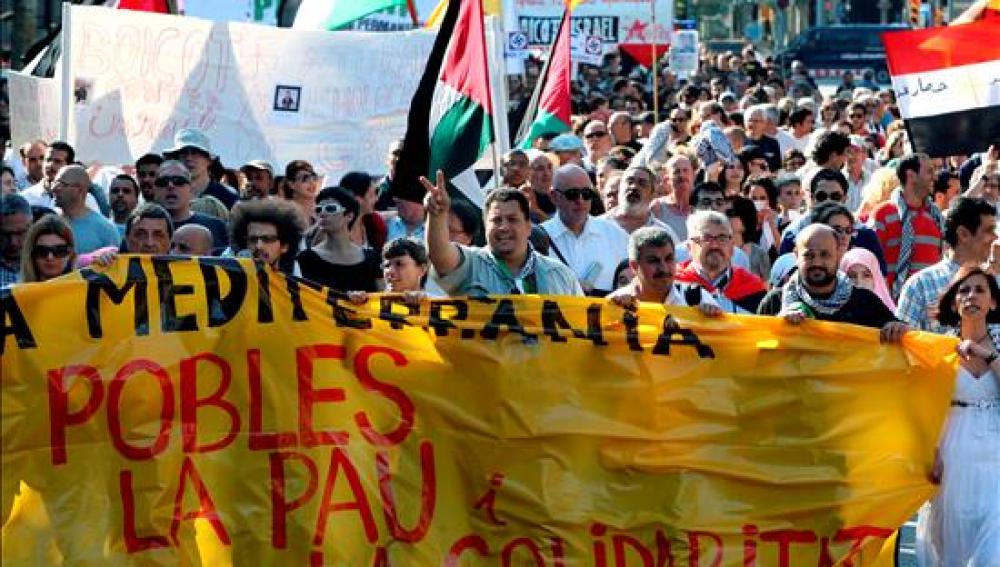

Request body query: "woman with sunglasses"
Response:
[20, 215, 77, 283]
[297, 186, 382, 292]
[282, 160, 320, 226]
[916, 266, 1000, 565]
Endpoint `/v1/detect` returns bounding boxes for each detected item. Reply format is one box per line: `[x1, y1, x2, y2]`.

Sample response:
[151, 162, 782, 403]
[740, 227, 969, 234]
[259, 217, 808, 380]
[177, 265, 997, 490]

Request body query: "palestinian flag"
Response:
[292, 0, 416, 30]
[517, 9, 572, 149]
[392, 0, 494, 208]
[882, 18, 1000, 157]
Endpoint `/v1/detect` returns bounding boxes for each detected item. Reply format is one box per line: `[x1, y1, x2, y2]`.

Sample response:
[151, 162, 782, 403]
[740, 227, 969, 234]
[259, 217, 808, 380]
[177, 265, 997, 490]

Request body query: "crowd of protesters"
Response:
[2, 33, 999, 565]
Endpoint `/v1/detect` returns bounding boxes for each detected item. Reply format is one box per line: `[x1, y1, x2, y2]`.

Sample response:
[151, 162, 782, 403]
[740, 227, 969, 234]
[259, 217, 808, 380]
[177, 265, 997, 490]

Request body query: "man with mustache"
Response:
[757, 224, 909, 342]
[422, 171, 582, 296]
[608, 226, 721, 316]
[674, 210, 767, 314]
[606, 165, 679, 244]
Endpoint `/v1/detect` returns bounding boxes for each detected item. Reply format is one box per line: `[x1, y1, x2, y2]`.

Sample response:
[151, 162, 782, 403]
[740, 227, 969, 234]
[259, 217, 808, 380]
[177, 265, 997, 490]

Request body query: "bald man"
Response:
[541, 164, 629, 295]
[608, 112, 641, 153]
[52, 165, 120, 254]
[170, 224, 214, 256]
[757, 224, 908, 342]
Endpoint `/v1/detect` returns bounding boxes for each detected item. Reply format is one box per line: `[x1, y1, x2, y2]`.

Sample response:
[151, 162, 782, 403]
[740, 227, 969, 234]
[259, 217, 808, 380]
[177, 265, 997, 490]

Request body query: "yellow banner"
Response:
[2, 256, 955, 565]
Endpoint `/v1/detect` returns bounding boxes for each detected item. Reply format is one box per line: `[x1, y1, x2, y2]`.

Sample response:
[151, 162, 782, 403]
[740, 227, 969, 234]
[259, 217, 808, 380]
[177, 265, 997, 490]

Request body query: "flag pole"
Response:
[59, 1, 72, 142]
[513, 9, 568, 147]
[651, 0, 659, 124]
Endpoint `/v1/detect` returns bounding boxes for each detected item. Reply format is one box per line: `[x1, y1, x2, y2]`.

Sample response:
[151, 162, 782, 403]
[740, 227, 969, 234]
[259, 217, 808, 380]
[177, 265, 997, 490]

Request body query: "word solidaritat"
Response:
[2, 256, 956, 565]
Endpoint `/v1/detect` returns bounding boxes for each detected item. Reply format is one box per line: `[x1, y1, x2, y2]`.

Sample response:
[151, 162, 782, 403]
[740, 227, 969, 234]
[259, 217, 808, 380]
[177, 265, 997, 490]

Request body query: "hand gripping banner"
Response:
[1, 256, 955, 565]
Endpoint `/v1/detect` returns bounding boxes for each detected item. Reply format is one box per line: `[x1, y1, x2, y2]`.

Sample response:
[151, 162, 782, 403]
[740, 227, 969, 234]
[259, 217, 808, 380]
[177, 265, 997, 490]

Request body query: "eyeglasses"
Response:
[691, 234, 732, 245]
[584, 131, 608, 139]
[830, 225, 857, 238]
[750, 160, 770, 170]
[247, 234, 280, 244]
[670, 117, 688, 123]
[813, 191, 844, 203]
[33, 244, 71, 259]
[154, 176, 190, 188]
[294, 173, 318, 183]
[314, 202, 345, 216]
[558, 187, 596, 201]
[697, 197, 726, 208]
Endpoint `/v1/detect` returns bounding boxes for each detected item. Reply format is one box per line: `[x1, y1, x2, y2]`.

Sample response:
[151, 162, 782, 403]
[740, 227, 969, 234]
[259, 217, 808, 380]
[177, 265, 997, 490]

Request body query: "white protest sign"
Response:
[8, 71, 61, 152]
[668, 29, 699, 78]
[505, 30, 528, 75]
[571, 33, 603, 66]
[515, 0, 673, 47]
[65, 5, 434, 180]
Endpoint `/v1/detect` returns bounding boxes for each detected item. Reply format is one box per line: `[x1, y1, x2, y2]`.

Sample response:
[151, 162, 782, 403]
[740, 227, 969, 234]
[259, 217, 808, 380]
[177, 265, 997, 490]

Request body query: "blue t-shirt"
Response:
[69, 211, 121, 254]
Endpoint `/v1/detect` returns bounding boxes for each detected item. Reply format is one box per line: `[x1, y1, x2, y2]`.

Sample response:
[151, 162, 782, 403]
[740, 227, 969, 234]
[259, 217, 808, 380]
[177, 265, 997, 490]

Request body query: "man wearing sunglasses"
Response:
[151, 160, 228, 254]
[162, 128, 238, 209]
[540, 164, 628, 296]
[51, 165, 120, 254]
[777, 169, 888, 275]
[582, 121, 612, 171]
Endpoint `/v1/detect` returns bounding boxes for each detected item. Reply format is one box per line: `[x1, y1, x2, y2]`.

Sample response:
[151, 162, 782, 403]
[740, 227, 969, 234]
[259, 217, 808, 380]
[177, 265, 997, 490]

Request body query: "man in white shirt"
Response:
[21, 141, 99, 213]
[542, 164, 629, 296]
[608, 226, 721, 315]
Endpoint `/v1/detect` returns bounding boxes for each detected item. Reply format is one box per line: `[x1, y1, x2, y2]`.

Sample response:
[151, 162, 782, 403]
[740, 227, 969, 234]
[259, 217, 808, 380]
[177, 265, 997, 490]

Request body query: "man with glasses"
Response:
[843, 136, 871, 213]
[608, 226, 721, 315]
[666, 109, 692, 149]
[674, 210, 767, 314]
[151, 160, 228, 252]
[51, 165, 120, 254]
[778, 171, 888, 273]
[674, 182, 753, 271]
[541, 164, 629, 296]
[229, 199, 305, 273]
[21, 141, 99, 214]
[582, 121, 612, 171]
[1, 194, 31, 286]
[162, 128, 238, 209]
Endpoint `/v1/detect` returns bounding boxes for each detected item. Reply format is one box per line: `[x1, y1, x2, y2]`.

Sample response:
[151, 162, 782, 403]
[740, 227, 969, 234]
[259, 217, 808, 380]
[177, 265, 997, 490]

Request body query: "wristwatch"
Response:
[985, 351, 998, 365]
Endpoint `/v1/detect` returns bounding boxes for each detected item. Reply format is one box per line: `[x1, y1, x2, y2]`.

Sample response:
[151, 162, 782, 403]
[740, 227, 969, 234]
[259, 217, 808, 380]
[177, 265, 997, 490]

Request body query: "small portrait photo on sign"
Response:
[74, 78, 94, 105]
[273, 85, 301, 112]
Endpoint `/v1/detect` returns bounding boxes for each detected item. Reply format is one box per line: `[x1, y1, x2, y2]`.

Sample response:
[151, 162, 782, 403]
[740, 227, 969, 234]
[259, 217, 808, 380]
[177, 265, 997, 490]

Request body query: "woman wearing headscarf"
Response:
[840, 247, 895, 311]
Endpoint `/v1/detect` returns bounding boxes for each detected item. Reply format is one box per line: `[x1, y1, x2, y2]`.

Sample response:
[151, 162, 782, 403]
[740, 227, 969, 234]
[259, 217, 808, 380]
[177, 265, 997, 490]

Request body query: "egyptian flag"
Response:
[517, 9, 572, 149]
[113, 0, 172, 12]
[392, 0, 494, 209]
[882, 18, 1000, 157]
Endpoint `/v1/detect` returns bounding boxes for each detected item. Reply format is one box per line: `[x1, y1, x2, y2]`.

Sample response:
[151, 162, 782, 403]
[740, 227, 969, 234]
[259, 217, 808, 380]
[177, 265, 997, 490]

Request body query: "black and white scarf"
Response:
[780, 271, 854, 316]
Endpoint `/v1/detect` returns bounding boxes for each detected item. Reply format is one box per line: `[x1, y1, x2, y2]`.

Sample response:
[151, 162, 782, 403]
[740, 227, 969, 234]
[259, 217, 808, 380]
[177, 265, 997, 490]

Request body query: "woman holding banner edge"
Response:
[915, 266, 1000, 566]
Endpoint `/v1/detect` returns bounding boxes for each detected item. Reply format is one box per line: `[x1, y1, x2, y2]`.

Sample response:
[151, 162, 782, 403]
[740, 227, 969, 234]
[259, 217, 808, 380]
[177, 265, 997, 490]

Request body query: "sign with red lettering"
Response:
[2, 256, 955, 565]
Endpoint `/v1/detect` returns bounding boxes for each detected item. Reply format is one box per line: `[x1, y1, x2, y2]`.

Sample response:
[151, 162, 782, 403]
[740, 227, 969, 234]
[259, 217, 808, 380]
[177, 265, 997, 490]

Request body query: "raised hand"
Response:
[420, 170, 450, 217]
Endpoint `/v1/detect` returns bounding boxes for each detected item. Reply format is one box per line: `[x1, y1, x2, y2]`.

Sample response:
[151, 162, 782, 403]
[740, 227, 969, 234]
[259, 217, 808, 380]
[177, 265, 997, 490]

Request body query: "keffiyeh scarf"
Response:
[780, 271, 855, 317]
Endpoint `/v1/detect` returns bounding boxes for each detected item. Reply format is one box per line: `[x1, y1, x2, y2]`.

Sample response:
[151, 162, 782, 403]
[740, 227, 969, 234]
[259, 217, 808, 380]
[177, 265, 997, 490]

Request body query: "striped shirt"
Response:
[869, 201, 943, 291]
[894, 257, 959, 333]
